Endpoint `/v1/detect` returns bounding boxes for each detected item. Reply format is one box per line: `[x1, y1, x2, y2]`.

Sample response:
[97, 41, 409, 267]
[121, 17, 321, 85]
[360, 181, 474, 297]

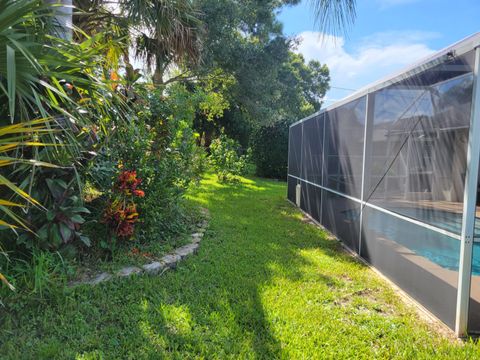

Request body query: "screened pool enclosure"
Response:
[287, 33, 480, 336]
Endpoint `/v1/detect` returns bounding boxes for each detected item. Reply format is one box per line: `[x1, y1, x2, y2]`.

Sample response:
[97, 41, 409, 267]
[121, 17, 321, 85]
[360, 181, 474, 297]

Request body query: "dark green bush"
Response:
[250, 119, 290, 179]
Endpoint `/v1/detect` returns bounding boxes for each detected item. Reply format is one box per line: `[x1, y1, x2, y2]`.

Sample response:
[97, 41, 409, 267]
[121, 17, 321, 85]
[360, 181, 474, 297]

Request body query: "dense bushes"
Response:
[250, 119, 291, 179]
[209, 134, 249, 183]
[1, 81, 209, 301]
[81, 83, 208, 253]
[0, 0, 133, 294]
[0, 0, 331, 303]
[0, 1, 208, 298]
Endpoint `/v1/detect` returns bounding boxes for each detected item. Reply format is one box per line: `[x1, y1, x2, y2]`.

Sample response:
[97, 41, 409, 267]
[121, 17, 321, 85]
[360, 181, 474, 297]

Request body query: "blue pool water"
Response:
[383, 206, 480, 238]
[363, 207, 480, 276]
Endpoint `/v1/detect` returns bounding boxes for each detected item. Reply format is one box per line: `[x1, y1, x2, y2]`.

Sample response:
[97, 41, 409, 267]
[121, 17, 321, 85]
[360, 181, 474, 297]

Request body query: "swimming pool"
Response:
[363, 206, 480, 276]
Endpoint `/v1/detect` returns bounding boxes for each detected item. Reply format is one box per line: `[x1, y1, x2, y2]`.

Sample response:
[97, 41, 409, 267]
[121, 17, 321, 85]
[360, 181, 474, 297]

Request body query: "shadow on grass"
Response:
[128, 175, 364, 358]
[1, 175, 365, 359]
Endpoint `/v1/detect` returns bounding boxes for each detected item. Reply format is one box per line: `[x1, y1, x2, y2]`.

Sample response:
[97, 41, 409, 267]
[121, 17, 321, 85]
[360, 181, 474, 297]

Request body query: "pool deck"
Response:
[372, 198, 480, 223]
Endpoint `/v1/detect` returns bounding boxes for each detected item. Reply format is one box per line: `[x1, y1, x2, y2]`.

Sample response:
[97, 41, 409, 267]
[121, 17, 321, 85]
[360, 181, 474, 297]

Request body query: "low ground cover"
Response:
[1, 174, 479, 359]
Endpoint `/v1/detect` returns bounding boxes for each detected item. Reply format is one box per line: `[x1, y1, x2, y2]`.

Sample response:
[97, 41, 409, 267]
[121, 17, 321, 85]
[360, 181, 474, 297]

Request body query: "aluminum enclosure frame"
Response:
[287, 33, 480, 336]
[290, 32, 480, 128]
[455, 46, 480, 337]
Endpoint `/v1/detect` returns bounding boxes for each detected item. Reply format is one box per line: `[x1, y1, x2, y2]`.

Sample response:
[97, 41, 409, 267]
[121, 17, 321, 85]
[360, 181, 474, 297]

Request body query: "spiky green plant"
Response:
[0, 119, 59, 290]
[0, 0, 131, 291]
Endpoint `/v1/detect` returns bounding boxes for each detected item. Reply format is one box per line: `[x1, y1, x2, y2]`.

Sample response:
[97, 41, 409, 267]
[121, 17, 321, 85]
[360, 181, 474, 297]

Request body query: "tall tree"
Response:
[190, 0, 330, 147]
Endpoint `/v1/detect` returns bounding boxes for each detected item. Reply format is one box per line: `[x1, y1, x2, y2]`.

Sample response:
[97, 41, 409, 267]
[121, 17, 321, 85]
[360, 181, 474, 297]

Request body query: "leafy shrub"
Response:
[36, 179, 91, 247]
[250, 119, 290, 179]
[84, 84, 207, 245]
[133, 89, 207, 241]
[209, 134, 249, 183]
[10, 168, 91, 257]
[102, 170, 145, 243]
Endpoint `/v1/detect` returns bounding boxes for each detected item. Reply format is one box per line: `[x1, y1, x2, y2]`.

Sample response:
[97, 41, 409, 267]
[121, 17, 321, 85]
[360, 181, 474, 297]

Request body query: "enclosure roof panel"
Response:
[291, 32, 480, 128]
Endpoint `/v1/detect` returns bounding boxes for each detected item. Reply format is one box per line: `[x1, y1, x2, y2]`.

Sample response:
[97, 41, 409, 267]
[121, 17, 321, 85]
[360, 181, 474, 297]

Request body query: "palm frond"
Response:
[309, 0, 356, 37]
[126, 0, 204, 83]
[0, 119, 58, 292]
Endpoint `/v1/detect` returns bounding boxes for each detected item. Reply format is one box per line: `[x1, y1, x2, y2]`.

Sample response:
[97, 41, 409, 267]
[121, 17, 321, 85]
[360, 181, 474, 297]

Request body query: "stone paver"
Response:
[89, 272, 112, 285]
[161, 254, 182, 268]
[175, 243, 199, 258]
[117, 266, 142, 277]
[142, 261, 166, 274]
[70, 207, 209, 287]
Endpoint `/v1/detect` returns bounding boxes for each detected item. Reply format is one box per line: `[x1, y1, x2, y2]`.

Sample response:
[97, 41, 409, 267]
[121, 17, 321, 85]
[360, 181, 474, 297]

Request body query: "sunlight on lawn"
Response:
[5, 175, 479, 358]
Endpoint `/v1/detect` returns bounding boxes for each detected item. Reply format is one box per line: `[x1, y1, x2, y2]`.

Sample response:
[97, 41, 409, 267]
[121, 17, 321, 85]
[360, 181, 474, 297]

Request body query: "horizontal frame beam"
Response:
[288, 174, 462, 241]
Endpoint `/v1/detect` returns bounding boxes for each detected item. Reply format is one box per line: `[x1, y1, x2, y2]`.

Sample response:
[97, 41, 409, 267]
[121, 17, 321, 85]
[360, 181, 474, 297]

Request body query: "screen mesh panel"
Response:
[301, 114, 324, 185]
[324, 97, 366, 198]
[287, 47, 478, 332]
[288, 124, 302, 178]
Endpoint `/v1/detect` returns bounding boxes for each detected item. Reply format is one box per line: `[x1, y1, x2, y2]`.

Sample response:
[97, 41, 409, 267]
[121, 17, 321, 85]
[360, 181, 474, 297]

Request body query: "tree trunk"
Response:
[153, 65, 164, 86]
[153, 68, 163, 85]
[153, 56, 165, 85]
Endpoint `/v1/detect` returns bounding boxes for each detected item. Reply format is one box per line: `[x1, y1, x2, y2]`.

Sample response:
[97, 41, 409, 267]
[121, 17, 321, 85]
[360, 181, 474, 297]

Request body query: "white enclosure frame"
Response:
[456, 46, 480, 337]
[288, 33, 480, 336]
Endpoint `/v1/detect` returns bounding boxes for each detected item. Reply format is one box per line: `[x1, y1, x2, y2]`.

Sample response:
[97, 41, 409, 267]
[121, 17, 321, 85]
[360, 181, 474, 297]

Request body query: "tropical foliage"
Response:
[102, 170, 144, 240]
[209, 134, 249, 183]
[0, 0, 346, 305]
[0, 120, 57, 292]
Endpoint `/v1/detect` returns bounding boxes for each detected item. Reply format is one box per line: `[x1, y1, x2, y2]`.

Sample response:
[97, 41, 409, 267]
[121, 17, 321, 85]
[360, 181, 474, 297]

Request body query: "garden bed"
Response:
[69, 208, 210, 286]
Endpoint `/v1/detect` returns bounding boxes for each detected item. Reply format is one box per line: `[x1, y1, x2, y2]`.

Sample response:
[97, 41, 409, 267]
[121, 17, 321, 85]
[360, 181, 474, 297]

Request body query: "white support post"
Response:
[455, 46, 480, 337]
[320, 113, 326, 221]
[358, 93, 374, 256]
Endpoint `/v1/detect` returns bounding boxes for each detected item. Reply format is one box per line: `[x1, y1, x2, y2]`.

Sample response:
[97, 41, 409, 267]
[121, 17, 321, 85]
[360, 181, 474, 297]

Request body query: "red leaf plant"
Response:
[103, 170, 145, 239]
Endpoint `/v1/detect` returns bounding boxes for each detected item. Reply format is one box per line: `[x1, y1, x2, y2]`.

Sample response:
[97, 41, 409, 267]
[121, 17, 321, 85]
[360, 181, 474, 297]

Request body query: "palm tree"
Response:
[123, 0, 203, 85]
[70, 0, 204, 85]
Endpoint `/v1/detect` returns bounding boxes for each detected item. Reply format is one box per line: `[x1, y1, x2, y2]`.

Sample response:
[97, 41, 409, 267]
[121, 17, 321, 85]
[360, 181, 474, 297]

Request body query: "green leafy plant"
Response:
[209, 134, 248, 183]
[40, 179, 91, 248]
[15, 175, 91, 254]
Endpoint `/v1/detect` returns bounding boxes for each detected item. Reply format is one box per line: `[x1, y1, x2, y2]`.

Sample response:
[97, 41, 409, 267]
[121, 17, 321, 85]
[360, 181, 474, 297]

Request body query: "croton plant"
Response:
[103, 170, 145, 239]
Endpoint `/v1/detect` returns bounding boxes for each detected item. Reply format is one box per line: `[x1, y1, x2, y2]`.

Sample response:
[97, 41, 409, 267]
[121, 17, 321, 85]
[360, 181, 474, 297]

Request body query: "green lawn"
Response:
[1, 175, 479, 359]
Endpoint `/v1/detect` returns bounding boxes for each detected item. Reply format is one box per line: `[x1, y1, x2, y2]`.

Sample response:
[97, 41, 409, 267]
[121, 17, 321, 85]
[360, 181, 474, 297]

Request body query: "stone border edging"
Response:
[70, 208, 210, 287]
